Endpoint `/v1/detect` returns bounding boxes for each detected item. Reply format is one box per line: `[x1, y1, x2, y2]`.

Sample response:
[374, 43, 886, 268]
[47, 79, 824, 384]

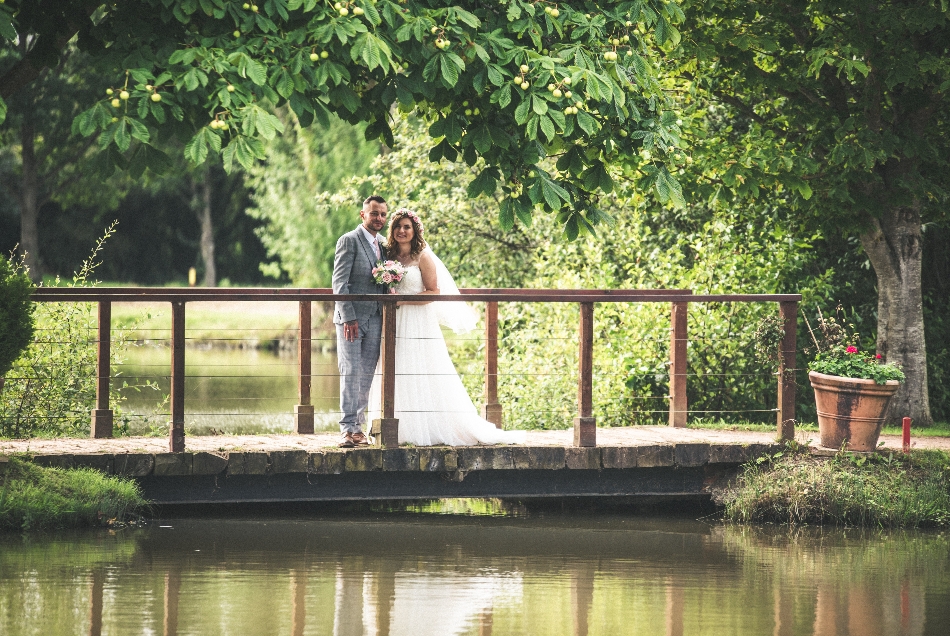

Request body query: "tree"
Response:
[0, 0, 688, 237]
[672, 0, 949, 425]
[0, 44, 131, 281]
[246, 110, 382, 286]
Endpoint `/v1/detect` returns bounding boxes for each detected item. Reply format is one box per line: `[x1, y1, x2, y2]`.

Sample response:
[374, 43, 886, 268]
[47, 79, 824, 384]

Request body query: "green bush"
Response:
[0, 255, 35, 379]
[0, 225, 148, 438]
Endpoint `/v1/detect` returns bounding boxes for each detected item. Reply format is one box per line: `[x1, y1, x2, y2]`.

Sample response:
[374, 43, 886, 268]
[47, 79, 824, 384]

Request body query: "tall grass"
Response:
[0, 458, 146, 532]
[721, 448, 950, 528]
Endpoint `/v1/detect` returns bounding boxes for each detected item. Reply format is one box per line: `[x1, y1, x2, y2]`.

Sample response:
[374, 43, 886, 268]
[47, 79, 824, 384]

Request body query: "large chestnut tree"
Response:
[0, 0, 686, 255]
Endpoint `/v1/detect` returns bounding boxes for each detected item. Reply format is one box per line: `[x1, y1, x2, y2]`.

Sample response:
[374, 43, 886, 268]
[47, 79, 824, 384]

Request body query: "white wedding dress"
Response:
[367, 254, 525, 446]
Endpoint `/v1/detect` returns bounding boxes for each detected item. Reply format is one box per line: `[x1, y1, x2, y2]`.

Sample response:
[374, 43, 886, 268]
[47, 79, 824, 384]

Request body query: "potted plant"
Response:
[805, 311, 905, 451]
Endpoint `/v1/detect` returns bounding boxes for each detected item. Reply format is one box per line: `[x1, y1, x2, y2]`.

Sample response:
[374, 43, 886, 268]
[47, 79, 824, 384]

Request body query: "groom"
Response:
[332, 195, 389, 448]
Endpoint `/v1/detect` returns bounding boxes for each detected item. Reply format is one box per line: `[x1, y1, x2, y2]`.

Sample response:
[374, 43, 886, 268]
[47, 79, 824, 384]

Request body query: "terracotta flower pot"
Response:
[809, 371, 900, 451]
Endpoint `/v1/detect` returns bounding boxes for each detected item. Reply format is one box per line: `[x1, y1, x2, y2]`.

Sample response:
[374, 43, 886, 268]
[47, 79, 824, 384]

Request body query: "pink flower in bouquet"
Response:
[382, 273, 393, 284]
[846, 345, 858, 354]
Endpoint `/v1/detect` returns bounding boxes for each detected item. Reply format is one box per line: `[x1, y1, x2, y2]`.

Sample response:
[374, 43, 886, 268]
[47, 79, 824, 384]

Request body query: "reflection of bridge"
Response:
[69, 518, 929, 636]
[22, 287, 802, 504]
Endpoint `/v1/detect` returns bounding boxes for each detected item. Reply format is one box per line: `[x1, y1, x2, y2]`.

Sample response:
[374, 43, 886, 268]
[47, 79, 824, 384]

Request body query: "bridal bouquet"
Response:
[372, 260, 408, 293]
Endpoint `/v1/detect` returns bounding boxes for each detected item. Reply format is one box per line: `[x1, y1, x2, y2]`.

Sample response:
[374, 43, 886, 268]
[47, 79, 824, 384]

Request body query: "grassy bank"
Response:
[719, 447, 950, 527]
[0, 457, 147, 532]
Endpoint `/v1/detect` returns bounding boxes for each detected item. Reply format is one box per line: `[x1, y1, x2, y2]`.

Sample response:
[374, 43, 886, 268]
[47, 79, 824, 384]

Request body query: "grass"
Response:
[686, 418, 950, 437]
[719, 446, 950, 528]
[0, 457, 147, 532]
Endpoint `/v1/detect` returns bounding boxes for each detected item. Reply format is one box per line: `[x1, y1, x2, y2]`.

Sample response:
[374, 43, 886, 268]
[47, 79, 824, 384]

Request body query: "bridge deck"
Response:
[2, 428, 944, 505]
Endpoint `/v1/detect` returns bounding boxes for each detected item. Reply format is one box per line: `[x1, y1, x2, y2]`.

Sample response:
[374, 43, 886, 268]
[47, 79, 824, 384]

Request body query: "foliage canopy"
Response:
[1, 0, 689, 235]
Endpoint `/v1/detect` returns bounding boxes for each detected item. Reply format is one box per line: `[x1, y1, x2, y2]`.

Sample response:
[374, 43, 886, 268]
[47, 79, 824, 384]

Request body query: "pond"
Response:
[115, 345, 341, 435]
[1, 509, 948, 635]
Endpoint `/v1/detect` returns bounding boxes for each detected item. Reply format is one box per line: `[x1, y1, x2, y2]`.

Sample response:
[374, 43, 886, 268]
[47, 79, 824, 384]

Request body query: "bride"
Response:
[367, 208, 525, 446]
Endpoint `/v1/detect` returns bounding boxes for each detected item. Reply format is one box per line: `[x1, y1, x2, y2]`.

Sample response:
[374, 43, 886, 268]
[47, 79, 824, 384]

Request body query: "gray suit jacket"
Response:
[332, 226, 388, 325]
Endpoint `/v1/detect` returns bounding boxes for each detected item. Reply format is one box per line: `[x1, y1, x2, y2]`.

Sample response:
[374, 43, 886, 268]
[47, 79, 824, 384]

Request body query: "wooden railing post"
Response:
[777, 300, 798, 441]
[669, 302, 688, 427]
[294, 300, 314, 434]
[481, 301, 504, 428]
[169, 301, 186, 452]
[91, 301, 113, 438]
[373, 299, 399, 447]
[574, 302, 596, 446]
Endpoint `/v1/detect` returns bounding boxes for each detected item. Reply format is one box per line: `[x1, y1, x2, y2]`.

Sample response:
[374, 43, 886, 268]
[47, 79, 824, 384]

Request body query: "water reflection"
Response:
[1, 515, 948, 635]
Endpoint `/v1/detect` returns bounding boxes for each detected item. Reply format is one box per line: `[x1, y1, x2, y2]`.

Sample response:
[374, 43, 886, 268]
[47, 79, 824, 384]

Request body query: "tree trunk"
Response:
[191, 167, 216, 287]
[859, 204, 932, 426]
[19, 116, 42, 284]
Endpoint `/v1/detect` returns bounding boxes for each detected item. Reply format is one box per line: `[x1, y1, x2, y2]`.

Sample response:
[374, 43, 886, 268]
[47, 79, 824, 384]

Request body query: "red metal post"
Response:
[294, 300, 314, 434]
[91, 301, 113, 438]
[669, 302, 688, 427]
[903, 417, 911, 453]
[169, 301, 186, 452]
[481, 301, 503, 428]
[777, 301, 797, 441]
[574, 302, 596, 446]
[374, 299, 399, 447]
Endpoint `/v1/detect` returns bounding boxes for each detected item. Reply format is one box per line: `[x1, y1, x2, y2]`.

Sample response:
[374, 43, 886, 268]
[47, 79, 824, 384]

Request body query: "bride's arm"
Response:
[397, 251, 440, 306]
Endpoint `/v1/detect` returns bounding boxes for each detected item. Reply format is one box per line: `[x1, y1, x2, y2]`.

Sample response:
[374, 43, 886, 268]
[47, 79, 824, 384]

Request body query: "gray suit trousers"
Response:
[336, 312, 382, 434]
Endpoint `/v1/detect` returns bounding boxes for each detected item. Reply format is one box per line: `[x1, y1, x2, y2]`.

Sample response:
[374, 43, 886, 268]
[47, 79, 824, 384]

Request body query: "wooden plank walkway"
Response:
[1, 427, 946, 456]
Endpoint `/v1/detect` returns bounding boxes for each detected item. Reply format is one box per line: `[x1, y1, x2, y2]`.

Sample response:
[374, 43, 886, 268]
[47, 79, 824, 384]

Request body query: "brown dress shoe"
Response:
[338, 433, 356, 448]
[351, 432, 370, 447]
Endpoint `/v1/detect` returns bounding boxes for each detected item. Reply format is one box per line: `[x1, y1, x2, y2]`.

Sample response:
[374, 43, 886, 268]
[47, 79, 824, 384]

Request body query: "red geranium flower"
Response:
[876, 354, 882, 359]
[846, 345, 858, 354]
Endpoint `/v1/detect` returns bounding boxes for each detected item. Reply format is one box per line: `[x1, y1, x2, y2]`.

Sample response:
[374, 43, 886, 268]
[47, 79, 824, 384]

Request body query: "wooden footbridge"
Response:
[13, 287, 803, 504]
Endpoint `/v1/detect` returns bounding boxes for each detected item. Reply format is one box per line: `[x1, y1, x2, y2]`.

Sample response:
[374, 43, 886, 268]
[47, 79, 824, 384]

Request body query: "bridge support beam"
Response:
[669, 302, 688, 427]
[482, 301, 504, 428]
[777, 300, 797, 441]
[91, 301, 113, 438]
[169, 301, 186, 452]
[374, 299, 399, 448]
[294, 300, 314, 434]
[574, 302, 596, 446]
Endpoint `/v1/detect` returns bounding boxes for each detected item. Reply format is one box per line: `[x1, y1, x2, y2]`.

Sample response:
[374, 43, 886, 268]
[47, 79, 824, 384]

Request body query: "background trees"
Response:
[672, 0, 949, 424]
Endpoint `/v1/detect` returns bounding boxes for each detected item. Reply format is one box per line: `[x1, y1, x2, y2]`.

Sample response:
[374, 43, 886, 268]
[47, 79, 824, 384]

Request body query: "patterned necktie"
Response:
[372, 238, 380, 260]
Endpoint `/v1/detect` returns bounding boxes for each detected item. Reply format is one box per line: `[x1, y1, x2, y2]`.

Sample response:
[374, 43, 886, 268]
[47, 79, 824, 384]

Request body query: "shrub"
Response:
[0, 224, 150, 438]
[0, 255, 35, 379]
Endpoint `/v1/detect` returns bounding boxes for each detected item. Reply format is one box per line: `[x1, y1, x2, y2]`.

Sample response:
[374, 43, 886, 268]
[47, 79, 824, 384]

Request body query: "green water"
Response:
[1, 512, 948, 635]
[116, 346, 341, 434]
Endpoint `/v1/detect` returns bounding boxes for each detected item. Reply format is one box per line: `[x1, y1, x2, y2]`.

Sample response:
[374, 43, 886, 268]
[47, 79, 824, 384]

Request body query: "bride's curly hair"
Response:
[385, 208, 428, 259]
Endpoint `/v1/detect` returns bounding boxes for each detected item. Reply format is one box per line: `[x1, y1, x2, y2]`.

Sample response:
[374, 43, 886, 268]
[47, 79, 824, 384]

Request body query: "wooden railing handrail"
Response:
[30, 287, 799, 451]
[31, 288, 800, 303]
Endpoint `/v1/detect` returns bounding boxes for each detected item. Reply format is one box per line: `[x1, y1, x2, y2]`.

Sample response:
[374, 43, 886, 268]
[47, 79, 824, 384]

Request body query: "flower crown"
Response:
[391, 207, 424, 237]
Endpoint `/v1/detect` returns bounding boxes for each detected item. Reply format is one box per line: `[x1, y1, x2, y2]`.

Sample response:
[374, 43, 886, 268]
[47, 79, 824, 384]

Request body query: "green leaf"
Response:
[498, 198, 515, 230]
[798, 182, 813, 200]
[540, 176, 570, 210]
[539, 114, 555, 142]
[127, 118, 150, 144]
[440, 54, 460, 87]
[275, 69, 295, 98]
[0, 97, 6, 125]
[113, 119, 132, 152]
[576, 110, 598, 135]
[245, 58, 267, 85]
[532, 95, 548, 116]
[514, 99, 531, 125]
[471, 125, 492, 154]
[467, 167, 498, 198]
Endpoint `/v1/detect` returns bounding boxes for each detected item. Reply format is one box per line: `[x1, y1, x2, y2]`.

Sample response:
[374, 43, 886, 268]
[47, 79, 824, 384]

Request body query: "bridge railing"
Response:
[29, 288, 801, 451]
